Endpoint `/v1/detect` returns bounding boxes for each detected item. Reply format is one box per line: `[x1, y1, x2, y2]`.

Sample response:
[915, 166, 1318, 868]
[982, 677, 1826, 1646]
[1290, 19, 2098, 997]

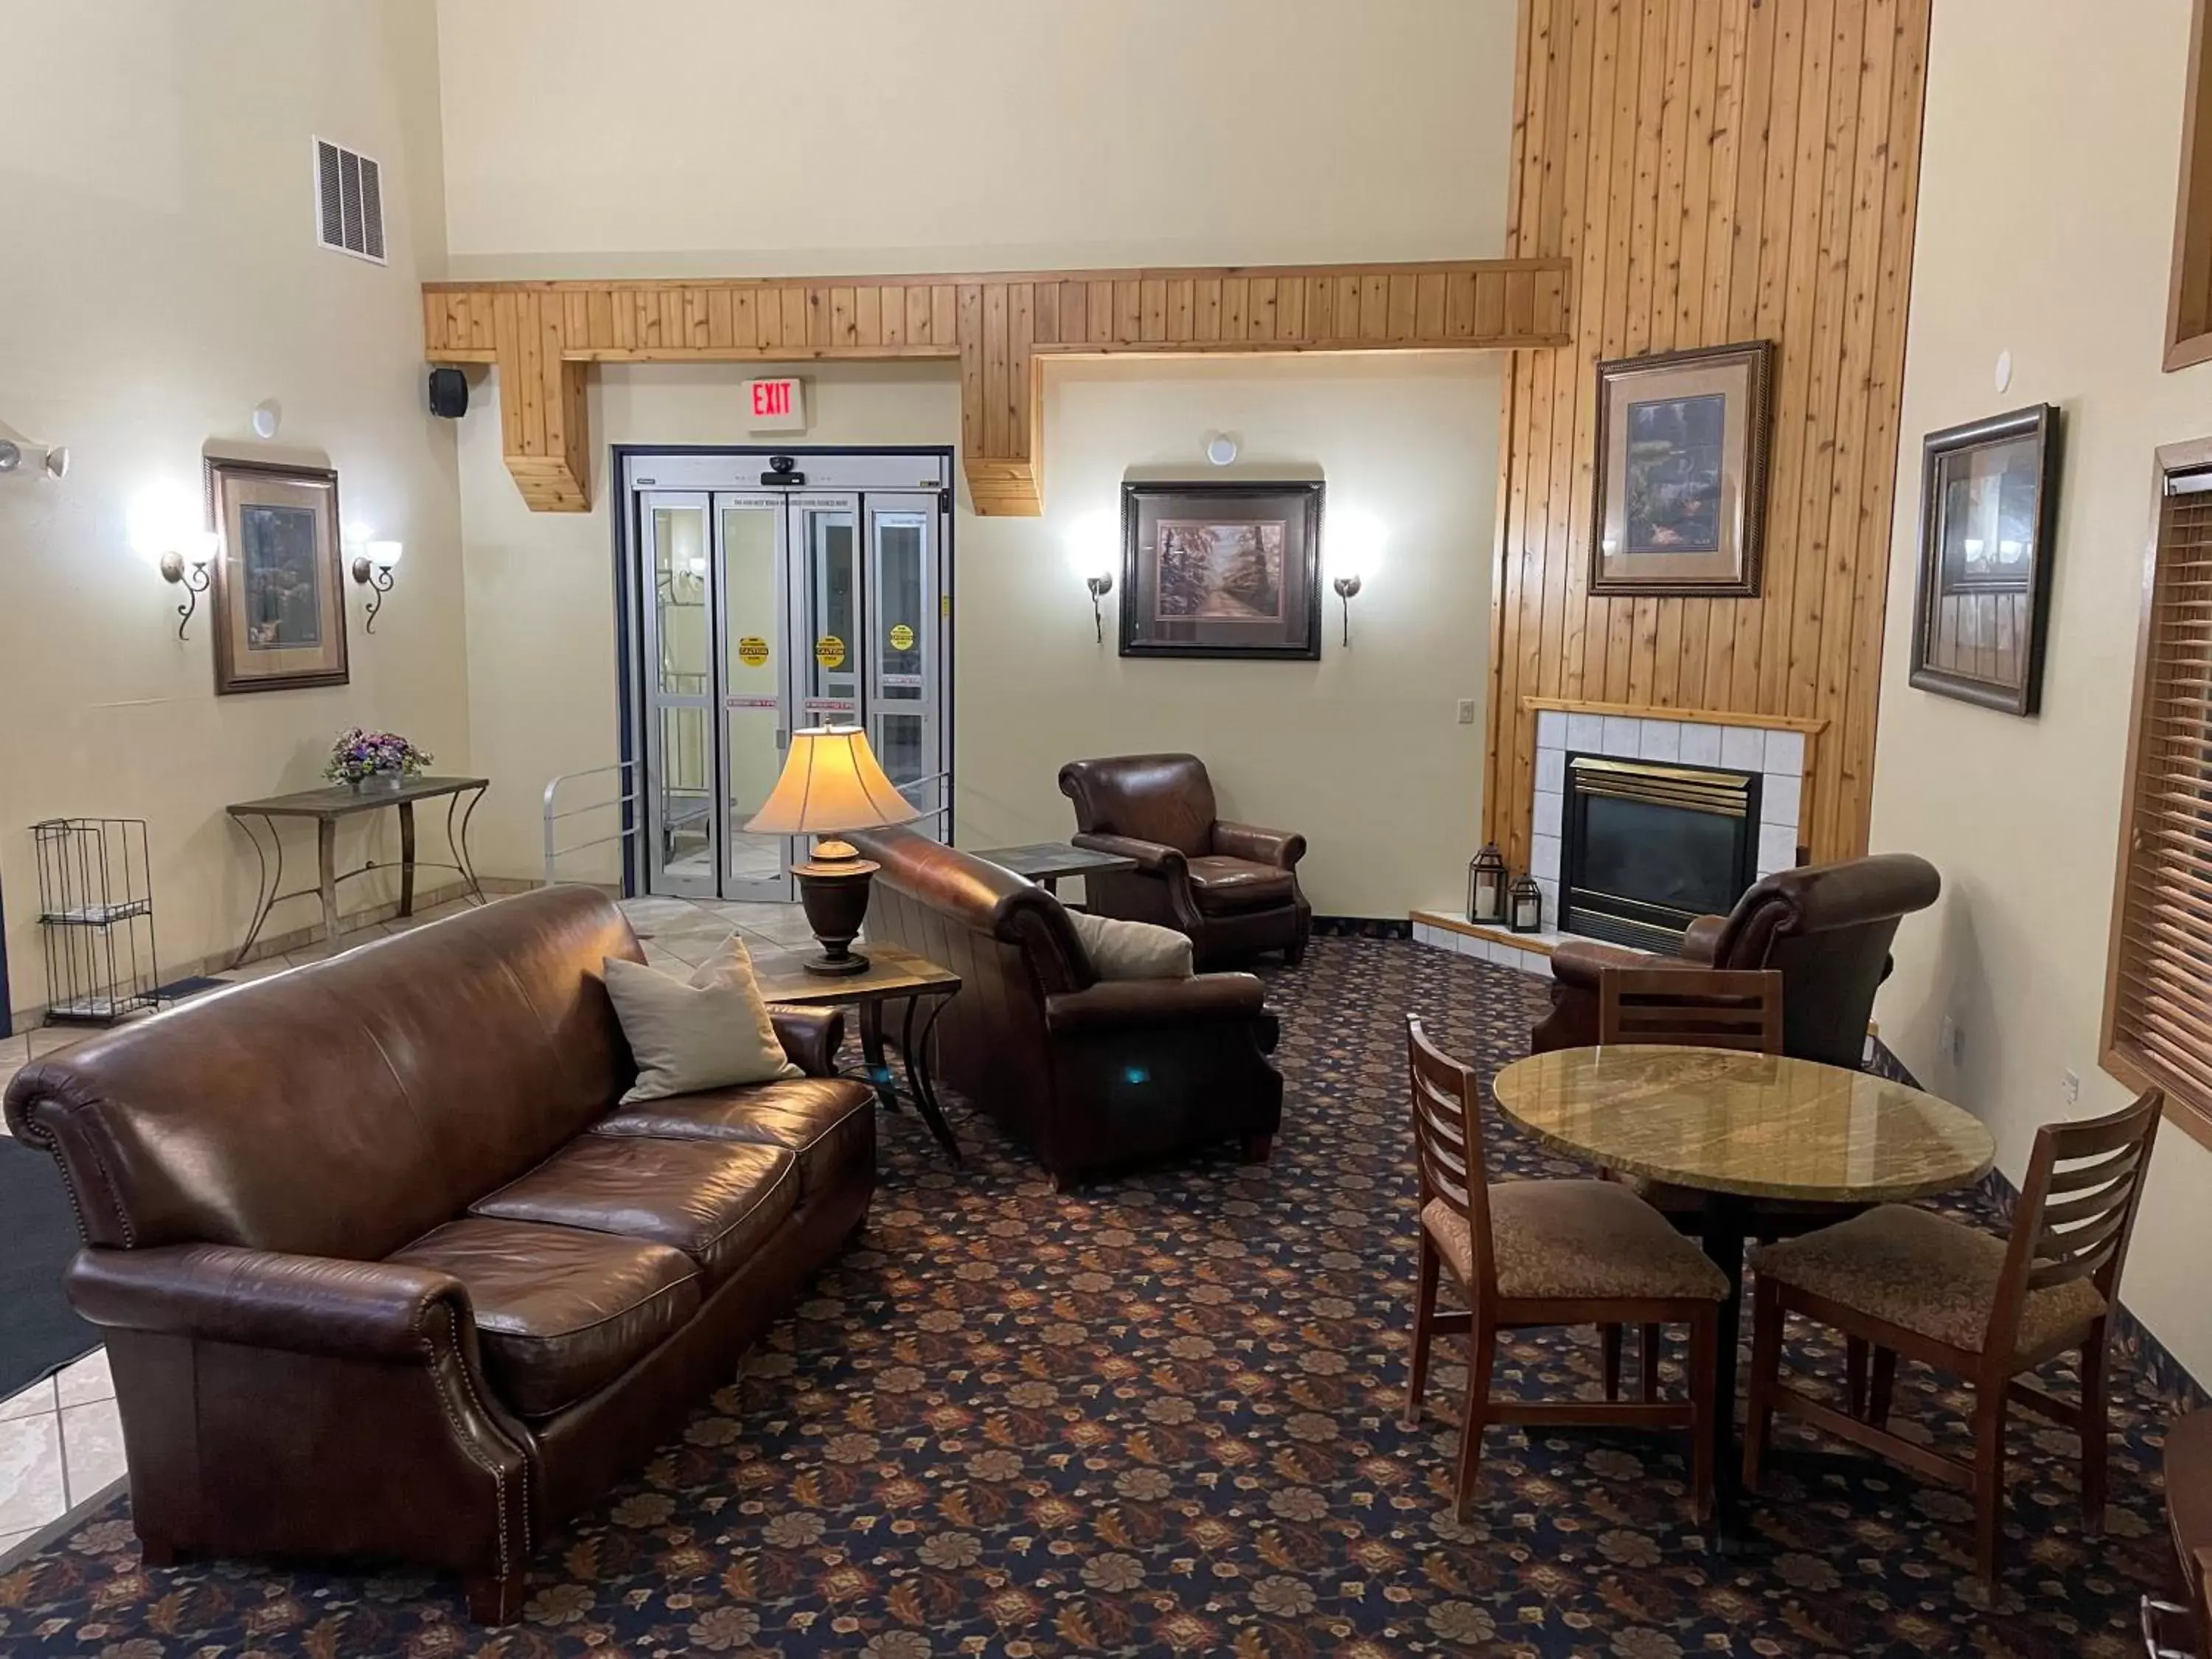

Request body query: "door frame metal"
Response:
[613, 445, 956, 900]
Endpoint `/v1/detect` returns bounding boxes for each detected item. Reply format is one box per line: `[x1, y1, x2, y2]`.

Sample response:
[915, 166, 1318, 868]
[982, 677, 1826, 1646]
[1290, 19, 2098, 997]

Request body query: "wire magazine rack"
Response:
[34, 818, 164, 1023]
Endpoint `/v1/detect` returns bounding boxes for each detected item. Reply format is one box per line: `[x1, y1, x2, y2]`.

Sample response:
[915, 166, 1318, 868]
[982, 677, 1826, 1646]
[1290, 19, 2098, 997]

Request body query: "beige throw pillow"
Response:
[1068, 908, 1195, 980]
[604, 934, 801, 1104]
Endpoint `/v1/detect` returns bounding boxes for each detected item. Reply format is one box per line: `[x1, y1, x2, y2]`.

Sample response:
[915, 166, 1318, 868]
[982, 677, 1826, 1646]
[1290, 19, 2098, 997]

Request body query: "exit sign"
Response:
[747, 378, 807, 431]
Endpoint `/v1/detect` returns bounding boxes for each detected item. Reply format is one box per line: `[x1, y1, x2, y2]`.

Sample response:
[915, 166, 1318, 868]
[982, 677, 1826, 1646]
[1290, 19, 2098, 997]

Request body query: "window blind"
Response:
[2107, 467, 2212, 1123]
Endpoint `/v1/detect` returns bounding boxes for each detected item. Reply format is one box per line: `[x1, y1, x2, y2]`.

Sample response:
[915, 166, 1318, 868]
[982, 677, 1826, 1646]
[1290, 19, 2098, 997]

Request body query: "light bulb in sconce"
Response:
[251, 400, 282, 440]
[350, 539, 403, 633]
[1206, 433, 1239, 467]
[1326, 508, 1386, 648]
[1066, 509, 1119, 644]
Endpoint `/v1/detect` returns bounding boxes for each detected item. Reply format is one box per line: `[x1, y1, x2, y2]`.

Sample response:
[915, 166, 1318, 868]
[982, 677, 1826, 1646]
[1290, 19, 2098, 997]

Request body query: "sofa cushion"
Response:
[1067, 908, 1195, 979]
[592, 1077, 875, 1200]
[390, 1216, 700, 1419]
[1185, 855, 1295, 913]
[472, 1136, 797, 1285]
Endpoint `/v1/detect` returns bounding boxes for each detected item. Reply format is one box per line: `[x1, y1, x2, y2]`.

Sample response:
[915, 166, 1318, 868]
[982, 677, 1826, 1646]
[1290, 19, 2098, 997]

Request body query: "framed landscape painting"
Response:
[1590, 340, 1774, 597]
[1120, 481, 1323, 660]
[206, 456, 349, 695]
[1907, 403, 2062, 715]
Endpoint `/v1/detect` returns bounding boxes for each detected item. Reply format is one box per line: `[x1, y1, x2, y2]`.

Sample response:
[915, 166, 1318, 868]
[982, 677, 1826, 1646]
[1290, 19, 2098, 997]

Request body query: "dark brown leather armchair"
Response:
[1057, 753, 1311, 967]
[3, 888, 874, 1624]
[849, 824, 1283, 1186]
[1531, 854, 1941, 1068]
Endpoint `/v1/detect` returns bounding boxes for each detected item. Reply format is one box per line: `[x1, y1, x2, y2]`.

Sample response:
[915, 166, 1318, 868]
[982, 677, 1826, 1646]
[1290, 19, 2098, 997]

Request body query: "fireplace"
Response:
[1559, 754, 1761, 953]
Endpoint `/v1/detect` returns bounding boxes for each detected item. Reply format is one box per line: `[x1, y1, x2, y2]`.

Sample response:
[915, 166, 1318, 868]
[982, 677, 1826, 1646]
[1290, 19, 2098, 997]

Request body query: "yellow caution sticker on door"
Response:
[814, 635, 846, 669]
[888, 623, 915, 652]
[736, 635, 771, 668]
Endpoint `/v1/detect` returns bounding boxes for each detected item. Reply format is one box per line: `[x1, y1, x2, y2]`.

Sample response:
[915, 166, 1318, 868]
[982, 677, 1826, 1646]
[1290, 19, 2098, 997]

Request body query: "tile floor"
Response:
[0, 888, 797, 1559]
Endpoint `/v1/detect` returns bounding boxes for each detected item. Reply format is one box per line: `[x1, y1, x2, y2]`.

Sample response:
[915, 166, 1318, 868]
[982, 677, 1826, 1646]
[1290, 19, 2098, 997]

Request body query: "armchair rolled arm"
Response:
[770, 1005, 846, 1076]
[1071, 831, 1187, 878]
[1044, 972, 1269, 1037]
[66, 1244, 474, 1363]
[1680, 914, 1726, 965]
[1212, 821, 1307, 869]
[1547, 938, 1666, 992]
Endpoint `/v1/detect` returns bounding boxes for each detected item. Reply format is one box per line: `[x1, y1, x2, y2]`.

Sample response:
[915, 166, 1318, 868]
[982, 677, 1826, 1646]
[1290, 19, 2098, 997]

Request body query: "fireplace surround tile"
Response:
[1534, 747, 1565, 794]
[1719, 724, 1768, 773]
[1760, 771, 1802, 828]
[1533, 789, 1563, 840]
[1566, 712, 1605, 751]
[1677, 722, 1723, 766]
[1601, 714, 1642, 755]
[1636, 720, 1681, 762]
[1757, 821, 1798, 877]
[1531, 832, 1562, 882]
[1537, 709, 1568, 750]
[1765, 729, 1806, 776]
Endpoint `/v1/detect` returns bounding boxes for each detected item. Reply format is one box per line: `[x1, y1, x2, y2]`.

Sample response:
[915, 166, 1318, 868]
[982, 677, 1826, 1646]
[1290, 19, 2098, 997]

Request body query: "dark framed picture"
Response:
[1591, 340, 1774, 597]
[1120, 481, 1323, 660]
[1907, 403, 2062, 715]
[205, 457, 349, 695]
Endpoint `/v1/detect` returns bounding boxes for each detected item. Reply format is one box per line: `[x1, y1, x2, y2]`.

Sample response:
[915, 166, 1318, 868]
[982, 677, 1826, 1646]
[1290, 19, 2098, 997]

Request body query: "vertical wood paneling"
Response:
[1484, 0, 1933, 871]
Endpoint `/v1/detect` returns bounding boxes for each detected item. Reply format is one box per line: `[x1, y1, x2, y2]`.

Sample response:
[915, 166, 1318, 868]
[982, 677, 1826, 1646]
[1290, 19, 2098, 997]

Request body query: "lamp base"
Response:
[793, 852, 881, 976]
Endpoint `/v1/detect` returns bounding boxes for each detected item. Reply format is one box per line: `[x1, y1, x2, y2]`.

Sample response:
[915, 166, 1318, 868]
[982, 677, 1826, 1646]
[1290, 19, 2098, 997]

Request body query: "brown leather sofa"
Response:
[849, 824, 1283, 1186]
[1, 887, 874, 1625]
[1057, 753, 1311, 967]
[1531, 853, 1941, 1067]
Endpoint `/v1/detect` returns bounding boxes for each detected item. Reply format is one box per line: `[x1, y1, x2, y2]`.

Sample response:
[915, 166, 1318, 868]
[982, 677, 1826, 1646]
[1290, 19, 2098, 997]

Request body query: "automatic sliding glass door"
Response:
[641, 494, 717, 899]
[717, 494, 793, 902]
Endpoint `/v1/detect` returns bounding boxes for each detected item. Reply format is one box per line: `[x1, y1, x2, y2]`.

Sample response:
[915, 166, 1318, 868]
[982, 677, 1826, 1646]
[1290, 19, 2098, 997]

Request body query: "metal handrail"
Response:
[542, 761, 639, 886]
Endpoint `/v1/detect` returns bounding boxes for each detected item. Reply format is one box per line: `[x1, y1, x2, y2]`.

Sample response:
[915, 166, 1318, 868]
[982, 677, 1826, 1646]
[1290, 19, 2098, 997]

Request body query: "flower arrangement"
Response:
[324, 727, 434, 786]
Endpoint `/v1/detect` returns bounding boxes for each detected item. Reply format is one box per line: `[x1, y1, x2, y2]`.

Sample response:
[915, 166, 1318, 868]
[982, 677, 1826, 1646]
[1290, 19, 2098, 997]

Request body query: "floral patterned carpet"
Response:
[0, 936, 2185, 1657]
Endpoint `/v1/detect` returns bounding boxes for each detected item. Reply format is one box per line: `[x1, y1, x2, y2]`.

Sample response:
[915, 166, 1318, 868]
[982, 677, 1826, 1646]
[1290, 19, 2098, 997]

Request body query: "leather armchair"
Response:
[849, 824, 1283, 1186]
[1058, 754, 1311, 967]
[1532, 853, 1941, 1068]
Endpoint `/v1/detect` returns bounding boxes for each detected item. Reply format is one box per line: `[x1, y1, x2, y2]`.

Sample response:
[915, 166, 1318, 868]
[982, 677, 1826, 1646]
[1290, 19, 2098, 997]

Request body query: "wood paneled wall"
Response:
[422, 260, 1570, 515]
[1484, 0, 1932, 869]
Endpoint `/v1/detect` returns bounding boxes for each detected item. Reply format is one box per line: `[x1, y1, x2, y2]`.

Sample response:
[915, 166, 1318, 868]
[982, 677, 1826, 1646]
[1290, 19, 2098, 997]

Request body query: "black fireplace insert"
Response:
[1559, 754, 1761, 953]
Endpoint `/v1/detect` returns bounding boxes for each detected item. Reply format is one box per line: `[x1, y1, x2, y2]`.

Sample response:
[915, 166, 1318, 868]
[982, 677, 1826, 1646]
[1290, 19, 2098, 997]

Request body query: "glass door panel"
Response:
[717, 495, 793, 900]
[641, 495, 717, 898]
[796, 497, 862, 734]
[866, 497, 942, 838]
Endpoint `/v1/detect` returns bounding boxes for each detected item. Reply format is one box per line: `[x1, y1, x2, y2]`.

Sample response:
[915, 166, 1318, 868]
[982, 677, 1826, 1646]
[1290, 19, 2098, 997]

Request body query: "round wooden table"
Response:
[1490, 1044, 1995, 1540]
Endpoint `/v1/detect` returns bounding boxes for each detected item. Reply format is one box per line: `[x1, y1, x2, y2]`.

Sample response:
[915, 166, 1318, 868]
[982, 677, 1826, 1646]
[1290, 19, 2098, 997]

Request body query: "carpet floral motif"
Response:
[0, 937, 2181, 1656]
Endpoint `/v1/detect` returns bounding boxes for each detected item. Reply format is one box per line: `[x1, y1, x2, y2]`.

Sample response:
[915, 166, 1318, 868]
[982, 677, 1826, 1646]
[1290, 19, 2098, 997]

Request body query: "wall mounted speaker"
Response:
[427, 367, 468, 419]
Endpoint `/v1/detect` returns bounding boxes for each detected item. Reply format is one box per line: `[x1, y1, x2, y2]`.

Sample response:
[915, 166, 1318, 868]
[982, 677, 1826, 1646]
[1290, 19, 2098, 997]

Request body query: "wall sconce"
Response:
[1327, 507, 1385, 647]
[350, 540, 403, 632]
[1084, 571, 1114, 644]
[1066, 509, 1119, 646]
[159, 532, 218, 640]
[0, 439, 68, 480]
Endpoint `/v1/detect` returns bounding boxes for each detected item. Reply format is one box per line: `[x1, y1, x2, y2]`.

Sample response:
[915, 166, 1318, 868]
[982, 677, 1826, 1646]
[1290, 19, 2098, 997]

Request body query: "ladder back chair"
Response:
[1403, 1015, 1729, 1522]
[1742, 1088, 2164, 1585]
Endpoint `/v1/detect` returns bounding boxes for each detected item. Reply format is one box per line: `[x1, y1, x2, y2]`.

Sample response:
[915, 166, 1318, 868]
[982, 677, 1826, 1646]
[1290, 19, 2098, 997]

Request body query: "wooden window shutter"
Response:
[2104, 456, 2212, 1138]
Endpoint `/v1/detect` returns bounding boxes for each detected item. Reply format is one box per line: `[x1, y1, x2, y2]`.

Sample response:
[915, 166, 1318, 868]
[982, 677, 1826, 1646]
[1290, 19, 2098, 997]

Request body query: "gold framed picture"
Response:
[205, 457, 349, 695]
[1590, 340, 1774, 598]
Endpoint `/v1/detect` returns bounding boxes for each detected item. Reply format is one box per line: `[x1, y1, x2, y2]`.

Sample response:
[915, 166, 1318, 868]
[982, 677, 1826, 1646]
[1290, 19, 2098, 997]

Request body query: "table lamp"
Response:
[745, 725, 919, 975]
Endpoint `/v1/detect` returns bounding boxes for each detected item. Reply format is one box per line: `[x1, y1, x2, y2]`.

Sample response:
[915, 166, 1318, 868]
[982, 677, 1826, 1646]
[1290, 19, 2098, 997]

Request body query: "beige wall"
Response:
[1871, 0, 2212, 1377]
[436, 0, 1514, 277]
[443, 0, 1517, 916]
[462, 355, 1499, 918]
[0, 0, 465, 1018]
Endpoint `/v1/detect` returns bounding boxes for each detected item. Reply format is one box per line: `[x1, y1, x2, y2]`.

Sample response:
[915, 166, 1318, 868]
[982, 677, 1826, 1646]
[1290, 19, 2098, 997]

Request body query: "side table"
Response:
[970, 841, 1138, 895]
[750, 941, 964, 1164]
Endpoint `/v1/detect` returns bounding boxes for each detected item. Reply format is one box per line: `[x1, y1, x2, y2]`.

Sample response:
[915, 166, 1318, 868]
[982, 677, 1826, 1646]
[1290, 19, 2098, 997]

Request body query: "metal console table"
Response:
[226, 776, 489, 965]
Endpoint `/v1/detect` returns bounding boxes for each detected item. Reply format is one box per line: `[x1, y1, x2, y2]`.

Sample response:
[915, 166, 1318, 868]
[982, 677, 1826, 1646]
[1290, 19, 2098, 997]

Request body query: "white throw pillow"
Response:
[1068, 908, 1195, 981]
[604, 934, 801, 1103]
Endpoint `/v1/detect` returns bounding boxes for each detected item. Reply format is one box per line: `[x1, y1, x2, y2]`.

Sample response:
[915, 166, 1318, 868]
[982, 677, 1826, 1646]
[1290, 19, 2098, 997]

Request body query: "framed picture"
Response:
[204, 457, 349, 695]
[1590, 341, 1774, 597]
[1120, 481, 1323, 660]
[1907, 404, 2062, 715]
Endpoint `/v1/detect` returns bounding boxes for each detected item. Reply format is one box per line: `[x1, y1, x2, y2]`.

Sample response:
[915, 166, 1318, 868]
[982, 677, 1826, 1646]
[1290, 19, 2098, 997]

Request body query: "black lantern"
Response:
[1467, 843, 1508, 925]
[1507, 873, 1545, 934]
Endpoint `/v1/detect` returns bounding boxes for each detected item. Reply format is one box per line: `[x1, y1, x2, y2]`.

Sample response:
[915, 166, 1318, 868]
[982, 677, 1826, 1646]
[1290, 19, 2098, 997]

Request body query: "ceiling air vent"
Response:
[313, 137, 386, 265]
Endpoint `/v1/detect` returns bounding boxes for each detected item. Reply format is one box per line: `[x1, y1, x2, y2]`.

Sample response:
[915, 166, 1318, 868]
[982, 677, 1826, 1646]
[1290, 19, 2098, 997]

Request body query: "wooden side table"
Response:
[750, 942, 964, 1164]
[969, 841, 1138, 895]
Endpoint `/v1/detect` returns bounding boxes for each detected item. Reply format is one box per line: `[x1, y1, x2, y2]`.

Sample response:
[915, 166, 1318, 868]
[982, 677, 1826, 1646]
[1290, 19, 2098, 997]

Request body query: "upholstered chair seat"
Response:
[1422, 1180, 1730, 1302]
[1749, 1204, 2107, 1359]
[1183, 855, 1296, 911]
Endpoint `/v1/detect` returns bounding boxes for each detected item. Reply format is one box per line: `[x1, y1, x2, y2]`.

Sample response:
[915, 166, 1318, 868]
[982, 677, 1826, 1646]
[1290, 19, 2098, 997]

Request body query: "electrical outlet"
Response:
[1939, 1015, 1963, 1066]
[1455, 698, 1478, 726]
[2062, 1069, 2080, 1106]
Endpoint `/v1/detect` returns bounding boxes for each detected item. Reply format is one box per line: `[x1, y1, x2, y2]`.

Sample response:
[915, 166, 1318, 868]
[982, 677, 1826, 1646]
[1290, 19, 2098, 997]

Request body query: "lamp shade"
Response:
[745, 725, 919, 836]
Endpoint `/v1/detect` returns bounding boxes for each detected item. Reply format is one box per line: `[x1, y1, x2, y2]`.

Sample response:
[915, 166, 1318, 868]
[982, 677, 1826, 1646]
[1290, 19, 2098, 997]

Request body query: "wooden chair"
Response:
[1742, 1089, 2164, 1585]
[1402, 1014, 1729, 1521]
[1594, 965, 1784, 1404]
